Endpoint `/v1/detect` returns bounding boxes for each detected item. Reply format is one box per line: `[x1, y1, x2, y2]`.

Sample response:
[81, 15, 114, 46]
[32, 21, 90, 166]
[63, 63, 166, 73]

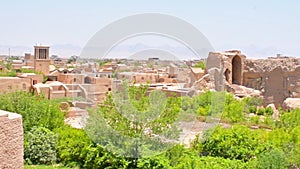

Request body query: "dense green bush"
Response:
[255, 149, 288, 169]
[24, 127, 58, 165]
[198, 125, 270, 162]
[81, 144, 131, 169]
[221, 93, 245, 123]
[0, 91, 65, 132]
[55, 126, 92, 167]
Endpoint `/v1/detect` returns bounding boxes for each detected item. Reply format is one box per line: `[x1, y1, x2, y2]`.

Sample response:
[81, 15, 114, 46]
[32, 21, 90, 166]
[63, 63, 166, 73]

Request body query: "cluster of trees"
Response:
[0, 88, 299, 168]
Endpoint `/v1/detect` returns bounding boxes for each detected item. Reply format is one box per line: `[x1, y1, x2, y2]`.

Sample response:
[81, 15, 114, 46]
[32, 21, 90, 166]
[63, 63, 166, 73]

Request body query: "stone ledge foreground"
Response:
[0, 110, 24, 169]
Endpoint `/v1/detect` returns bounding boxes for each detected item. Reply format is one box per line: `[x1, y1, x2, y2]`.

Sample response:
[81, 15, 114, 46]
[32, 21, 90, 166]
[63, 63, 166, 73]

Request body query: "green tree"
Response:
[85, 83, 182, 168]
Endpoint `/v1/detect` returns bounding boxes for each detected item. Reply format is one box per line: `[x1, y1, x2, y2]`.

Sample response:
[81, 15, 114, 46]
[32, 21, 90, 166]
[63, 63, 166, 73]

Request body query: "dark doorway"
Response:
[224, 69, 230, 82]
[232, 56, 242, 85]
[84, 77, 92, 84]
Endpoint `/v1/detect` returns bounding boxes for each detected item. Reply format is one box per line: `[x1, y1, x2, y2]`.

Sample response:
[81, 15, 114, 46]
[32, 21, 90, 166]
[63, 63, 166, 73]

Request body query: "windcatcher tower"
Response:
[34, 46, 50, 75]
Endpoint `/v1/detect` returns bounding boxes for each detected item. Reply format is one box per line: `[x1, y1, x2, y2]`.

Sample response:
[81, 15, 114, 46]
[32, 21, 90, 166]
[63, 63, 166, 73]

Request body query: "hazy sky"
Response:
[1, 0, 299, 58]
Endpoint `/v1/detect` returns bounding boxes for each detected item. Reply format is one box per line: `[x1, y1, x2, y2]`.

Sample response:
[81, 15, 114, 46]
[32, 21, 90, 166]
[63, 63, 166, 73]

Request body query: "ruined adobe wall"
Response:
[0, 77, 32, 94]
[243, 57, 300, 106]
[0, 110, 24, 169]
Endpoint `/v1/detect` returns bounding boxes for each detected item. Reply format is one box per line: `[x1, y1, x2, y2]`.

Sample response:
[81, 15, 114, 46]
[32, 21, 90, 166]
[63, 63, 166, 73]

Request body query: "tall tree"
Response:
[85, 83, 182, 167]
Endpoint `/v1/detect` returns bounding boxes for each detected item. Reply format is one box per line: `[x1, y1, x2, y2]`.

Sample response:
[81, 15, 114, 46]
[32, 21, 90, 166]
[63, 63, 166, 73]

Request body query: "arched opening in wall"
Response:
[232, 55, 242, 85]
[224, 69, 230, 82]
[84, 77, 92, 84]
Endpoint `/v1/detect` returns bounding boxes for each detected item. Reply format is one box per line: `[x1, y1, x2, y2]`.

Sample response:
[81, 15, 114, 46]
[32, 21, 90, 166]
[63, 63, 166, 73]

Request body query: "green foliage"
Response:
[24, 127, 58, 165]
[55, 126, 92, 167]
[85, 83, 182, 168]
[265, 107, 273, 116]
[267, 127, 300, 167]
[5, 61, 13, 70]
[199, 125, 270, 162]
[137, 154, 170, 169]
[255, 149, 288, 169]
[0, 91, 65, 132]
[81, 144, 131, 169]
[0, 70, 17, 77]
[98, 60, 110, 68]
[248, 106, 257, 113]
[223, 94, 245, 123]
[174, 156, 246, 169]
[250, 115, 260, 125]
[2, 89, 299, 168]
[193, 61, 206, 69]
[243, 96, 262, 114]
[257, 108, 265, 115]
[278, 108, 300, 128]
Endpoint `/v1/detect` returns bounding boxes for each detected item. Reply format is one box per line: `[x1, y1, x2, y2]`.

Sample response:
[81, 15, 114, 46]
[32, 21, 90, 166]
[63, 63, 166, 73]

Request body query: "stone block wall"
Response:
[0, 110, 23, 169]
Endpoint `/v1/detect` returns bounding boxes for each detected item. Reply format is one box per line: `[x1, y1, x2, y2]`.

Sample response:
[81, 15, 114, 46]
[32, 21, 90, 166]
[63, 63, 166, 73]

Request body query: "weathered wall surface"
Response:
[0, 110, 24, 169]
[0, 77, 32, 94]
[243, 57, 300, 106]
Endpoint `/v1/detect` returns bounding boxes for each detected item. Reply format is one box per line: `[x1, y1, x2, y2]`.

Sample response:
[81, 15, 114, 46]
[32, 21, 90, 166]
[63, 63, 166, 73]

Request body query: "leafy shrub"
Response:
[278, 108, 300, 128]
[174, 156, 247, 169]
[223, 94, 245, 123]
[256, 149, 288, 169]
[265, 107, 273, 116]
[248, 106, 257, 114]
[199, 125, 269, 162]
[197, 105, 210, 116]
[243, 96, 262, 114]
[250, 116, 260, 125]
[81, 144, 130, 169]
[55, 126, 92, 167]
[268, 127, 300, 167]
[24, 127, 58, 165]
[257, 108, 265, 115]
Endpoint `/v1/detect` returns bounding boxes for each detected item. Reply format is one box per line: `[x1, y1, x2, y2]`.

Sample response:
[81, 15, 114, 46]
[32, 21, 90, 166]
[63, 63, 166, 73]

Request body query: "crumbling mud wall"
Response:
[0, 110, 23, 169]
[194, 51, 300, 107]
[243, 57, 300, 106]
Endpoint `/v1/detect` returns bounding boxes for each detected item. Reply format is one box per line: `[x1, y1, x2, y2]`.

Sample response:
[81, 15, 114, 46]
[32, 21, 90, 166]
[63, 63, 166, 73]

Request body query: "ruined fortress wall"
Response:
[0, 110, 24, 169]
[244, 58, 300, 106]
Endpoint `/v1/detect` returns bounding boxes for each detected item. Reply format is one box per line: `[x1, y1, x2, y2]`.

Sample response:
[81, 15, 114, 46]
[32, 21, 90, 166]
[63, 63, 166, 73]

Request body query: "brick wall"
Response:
[0, 110, 24, 169]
